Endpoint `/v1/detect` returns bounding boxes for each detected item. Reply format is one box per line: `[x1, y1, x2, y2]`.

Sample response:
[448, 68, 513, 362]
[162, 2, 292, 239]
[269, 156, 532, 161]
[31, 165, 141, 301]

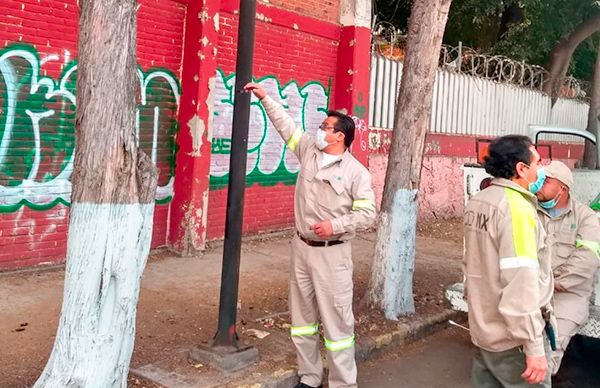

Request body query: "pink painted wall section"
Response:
[368, 130, 586, 220]
[419, 156, 475, 219]
[369, 154, 474, 220]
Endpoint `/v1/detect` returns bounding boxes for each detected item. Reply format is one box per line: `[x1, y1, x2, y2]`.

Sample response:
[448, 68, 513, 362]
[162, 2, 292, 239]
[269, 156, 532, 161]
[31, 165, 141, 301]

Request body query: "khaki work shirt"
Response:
[260, 96, 376, 241]
[538, 198, 600, 325]
[463, 178, 554, 357]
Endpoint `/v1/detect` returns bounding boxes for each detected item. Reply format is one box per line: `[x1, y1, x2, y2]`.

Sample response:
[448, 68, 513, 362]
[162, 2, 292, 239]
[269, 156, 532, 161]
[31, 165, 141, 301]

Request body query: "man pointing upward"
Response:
[245, 82, 376, 388]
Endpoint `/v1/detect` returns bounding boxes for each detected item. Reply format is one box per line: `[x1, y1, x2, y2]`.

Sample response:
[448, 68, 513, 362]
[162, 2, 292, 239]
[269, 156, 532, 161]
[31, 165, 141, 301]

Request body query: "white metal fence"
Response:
[369, 53, 589, 142]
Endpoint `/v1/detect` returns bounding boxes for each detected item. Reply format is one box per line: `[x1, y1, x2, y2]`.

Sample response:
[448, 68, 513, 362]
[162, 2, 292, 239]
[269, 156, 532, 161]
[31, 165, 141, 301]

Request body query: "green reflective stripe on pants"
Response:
[324, 334, 355, 352]
[291, 323, 319, 337]
[576, 239, 600, 260]
[352, 199, 375, 211]
[505, 188, 538, 261]
[287, 128, 303, 152]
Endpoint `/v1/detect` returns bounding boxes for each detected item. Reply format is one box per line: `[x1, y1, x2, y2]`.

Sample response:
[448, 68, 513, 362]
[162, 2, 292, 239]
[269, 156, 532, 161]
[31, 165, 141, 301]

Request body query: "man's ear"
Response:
[514, 161, 527, 180]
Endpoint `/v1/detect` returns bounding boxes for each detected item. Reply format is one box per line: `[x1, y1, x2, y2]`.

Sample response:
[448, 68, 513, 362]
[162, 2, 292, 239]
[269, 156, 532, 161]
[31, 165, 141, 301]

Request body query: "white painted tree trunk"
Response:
[34, 0, 158, 385]
[35, 203, 154, 388]
[367, 0, 452, 320]
[369, 189, 418, 319]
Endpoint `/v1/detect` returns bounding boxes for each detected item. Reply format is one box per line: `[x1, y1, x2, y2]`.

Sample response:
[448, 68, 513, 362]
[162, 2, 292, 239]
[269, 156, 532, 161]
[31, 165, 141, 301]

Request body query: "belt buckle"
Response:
[323, 240, 330, 247]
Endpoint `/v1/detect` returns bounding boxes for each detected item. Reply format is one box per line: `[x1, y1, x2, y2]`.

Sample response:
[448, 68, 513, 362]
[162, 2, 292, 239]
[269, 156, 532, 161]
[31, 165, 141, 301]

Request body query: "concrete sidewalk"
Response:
[0, 224, 463, 387]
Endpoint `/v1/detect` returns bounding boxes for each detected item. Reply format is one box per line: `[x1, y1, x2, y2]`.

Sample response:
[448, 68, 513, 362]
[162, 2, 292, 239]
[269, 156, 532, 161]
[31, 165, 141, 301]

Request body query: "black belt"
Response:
[298, 232, 344, 247]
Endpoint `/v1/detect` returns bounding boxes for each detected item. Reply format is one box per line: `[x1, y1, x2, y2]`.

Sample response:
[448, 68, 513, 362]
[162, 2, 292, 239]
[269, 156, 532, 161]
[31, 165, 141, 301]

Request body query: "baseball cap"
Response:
[544, 161, 574, 189]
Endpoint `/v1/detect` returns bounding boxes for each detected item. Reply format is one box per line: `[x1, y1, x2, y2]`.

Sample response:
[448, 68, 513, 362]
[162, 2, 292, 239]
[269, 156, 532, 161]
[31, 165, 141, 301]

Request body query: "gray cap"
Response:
[544, 161, 574, 189]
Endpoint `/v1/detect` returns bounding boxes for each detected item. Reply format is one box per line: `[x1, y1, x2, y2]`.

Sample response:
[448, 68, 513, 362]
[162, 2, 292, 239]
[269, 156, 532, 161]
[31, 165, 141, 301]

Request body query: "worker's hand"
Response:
[244, 83, 267, 99]
[312, 220, 333, 238]
[522, 355, 547, 384]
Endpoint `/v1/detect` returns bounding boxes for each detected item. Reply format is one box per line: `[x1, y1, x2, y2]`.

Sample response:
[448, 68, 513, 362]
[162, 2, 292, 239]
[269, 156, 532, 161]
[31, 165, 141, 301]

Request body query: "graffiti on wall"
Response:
[211, 69, 331, 188]
[0, 44, 180, 212]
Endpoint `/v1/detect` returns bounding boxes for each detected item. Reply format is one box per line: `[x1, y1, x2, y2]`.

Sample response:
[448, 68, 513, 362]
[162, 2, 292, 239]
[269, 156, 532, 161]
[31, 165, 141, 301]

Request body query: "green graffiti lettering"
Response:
[211, 138, 231, 154]
[211, 69, 331, 189]
[0, 43, 181, 212]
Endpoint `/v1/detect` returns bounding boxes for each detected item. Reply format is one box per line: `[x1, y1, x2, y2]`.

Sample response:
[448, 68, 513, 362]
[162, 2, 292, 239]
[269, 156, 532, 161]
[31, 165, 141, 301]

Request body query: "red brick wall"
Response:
[207, 2, 340, 239]
[0, 0, 186, 269]
[262, 0, 340, 24]
[0, 0, 345, 268]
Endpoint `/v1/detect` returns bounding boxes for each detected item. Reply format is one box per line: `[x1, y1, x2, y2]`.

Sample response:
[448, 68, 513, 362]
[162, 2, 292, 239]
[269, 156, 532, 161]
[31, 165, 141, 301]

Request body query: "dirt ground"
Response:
[0, 218, 463, 387]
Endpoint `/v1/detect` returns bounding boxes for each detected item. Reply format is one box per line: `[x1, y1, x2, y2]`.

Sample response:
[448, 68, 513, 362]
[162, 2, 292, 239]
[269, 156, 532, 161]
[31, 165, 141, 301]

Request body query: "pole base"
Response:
[189, 344, 259, 373]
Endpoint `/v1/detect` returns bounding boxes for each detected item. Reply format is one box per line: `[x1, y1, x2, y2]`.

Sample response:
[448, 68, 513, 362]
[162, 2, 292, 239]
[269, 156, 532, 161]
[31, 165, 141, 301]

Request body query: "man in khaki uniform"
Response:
[244, 83, 376, 388]
[464, 135, 554, 387]
[536, 161, 600, 375]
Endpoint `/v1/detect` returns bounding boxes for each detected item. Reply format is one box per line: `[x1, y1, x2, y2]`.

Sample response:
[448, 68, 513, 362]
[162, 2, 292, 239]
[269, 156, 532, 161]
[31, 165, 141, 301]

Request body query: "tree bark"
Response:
[543, 13, 600, 102]
[583, 48, 600, 169]
[367, 0, 453, 320]
[34, 0, 158, 386]
[496, 3, 523, 42]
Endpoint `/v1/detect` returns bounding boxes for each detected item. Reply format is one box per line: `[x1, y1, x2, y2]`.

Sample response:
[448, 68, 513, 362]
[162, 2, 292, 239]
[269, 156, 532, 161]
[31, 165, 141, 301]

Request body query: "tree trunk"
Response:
[367, 0, 453, 320]
[34, 0, 158, 387]
[543, 13, 600, 101]
[583, 48, 600, 169]
[496, 3, 523, 42]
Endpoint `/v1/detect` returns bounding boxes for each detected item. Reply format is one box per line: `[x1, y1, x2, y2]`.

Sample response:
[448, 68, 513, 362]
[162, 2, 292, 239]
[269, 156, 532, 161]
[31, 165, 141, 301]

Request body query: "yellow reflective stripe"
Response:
[505, 188, 538, 261]
[576, 239, 600, 260]
[324, 334, 355, 352]
[352, 199, 375, 211]
[290, 323, 319, 337]
[287, 128, 303, 152]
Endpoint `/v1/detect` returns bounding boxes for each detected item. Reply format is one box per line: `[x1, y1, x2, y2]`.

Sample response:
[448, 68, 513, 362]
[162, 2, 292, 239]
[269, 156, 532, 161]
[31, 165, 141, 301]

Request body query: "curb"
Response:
[356, 308, 461, 362]
[236, 309, 462, 388]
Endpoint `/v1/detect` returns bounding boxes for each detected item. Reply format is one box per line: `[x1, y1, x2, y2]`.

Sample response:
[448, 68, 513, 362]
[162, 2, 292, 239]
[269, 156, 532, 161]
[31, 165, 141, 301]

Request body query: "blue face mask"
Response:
[539, 187, 564, 210]
[539, 197, 557, 209]
[527, 167, 546, 195]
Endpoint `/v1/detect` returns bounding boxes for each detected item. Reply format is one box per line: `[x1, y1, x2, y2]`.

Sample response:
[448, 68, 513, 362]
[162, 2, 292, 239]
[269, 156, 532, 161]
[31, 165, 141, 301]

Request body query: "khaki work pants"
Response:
[471, 340, 552, 388]
[289, 235, 356, 388]
[551, 317, 580, 375]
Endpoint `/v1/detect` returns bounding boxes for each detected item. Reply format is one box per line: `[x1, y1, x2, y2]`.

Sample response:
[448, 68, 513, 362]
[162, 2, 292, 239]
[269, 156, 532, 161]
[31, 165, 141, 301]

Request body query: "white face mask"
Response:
[315, 129, 331, 150]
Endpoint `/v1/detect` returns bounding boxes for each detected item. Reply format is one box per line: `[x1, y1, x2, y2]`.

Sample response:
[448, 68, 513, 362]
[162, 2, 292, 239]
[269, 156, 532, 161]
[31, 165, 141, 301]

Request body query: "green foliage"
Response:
[375, 0, 600, 80]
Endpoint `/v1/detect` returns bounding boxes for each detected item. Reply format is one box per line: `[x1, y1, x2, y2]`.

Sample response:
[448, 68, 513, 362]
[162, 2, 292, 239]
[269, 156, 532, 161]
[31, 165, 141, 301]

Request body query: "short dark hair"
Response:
[483, 135, 533, 179]
[327, 110, 355, 148]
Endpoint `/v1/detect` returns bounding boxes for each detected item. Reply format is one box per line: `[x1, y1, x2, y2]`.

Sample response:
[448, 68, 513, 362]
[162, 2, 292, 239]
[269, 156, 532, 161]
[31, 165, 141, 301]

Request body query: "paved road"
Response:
[357, 326, 600, 388]
[357, 326, 472, 388]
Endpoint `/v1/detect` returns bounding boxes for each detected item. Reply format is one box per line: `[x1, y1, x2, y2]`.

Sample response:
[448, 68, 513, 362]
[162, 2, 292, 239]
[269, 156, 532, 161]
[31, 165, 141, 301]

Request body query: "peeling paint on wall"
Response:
[255, 13, 272, 23]
[424, 139, 442, 155]
[188, 115, 206, 157]
[206, 76, 216, 146]
[198, 10, 209, 22]
[340, 0, 372, 28]
[213, 12, 220, 32]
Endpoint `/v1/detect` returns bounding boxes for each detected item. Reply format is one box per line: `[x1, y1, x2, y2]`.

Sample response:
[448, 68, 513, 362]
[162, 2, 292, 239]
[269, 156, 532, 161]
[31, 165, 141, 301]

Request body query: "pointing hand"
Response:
[243, 83, 267, 99]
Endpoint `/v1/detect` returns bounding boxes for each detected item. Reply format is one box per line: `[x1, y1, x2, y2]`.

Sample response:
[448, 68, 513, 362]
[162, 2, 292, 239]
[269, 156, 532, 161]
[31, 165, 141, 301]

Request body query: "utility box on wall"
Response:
[462, 164, 492, 205]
